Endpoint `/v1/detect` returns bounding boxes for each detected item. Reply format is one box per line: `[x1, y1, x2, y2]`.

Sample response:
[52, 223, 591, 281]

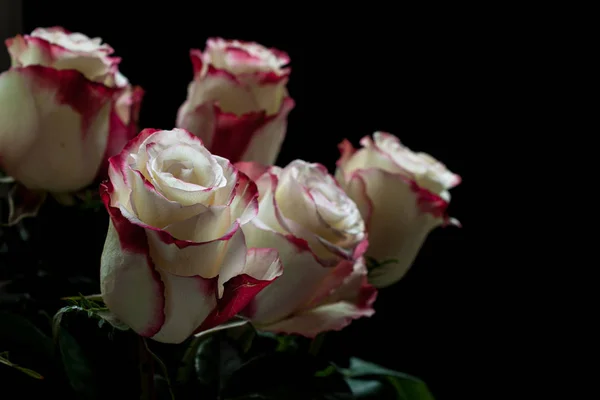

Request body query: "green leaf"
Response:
[0, 312, 66, 396]
[220, 352, 352, 400]
[0, 351, 44, 379]
[250, 331, 300, 355]
[55, 324, 97, 397]
[53, 305, 143, 399]
[340, 358, 435, 400]
[194, 332, 245, 398]
[0, 311, 54, 359]
[365, 256, 399, 270]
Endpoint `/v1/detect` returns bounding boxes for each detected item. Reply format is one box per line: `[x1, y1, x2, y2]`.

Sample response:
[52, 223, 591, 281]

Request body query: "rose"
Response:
[176, 37, 294, 165]
[100, 128, 283, 344]
[236, 160, 376, 337]
[0, 26, 143, 194]
[335, 132, 461, 288]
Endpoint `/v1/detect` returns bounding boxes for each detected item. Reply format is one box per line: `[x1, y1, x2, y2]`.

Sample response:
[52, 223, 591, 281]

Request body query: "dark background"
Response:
[9, 1, 474, 398]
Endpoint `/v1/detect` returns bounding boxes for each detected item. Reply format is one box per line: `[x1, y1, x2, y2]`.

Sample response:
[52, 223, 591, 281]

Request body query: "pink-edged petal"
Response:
[273, 164, 347, 264]
[206, 107, 267, 163]
[204, 38, 290, 74]
[227, 169, 259, 225]
[100, 85, 144, 175]
[197, 247, 282, 332]
[189, 49, 206, 77]
[334, 172, 373, 233]
[128, 169, 207, 229]
[145, 222, 246, 280]
[7, 33, 119, 84]
[337, 140, 400, 177]
[3, 183, 47, 226]
[324, 258, 377, 307]
[252, 169, 287, 234]
[259, 258, 377, 337]
[241, 222, 332, 324]
[114, 85, 143, 127]
[108, 128, 162, 188]
[150, 272, 217, 344]
[234, 161, 269, 182]
[335, 139, 356, 171]
[235, 97, 295, 165]
[239, 247, 283, 280]
[176, 100, 216, 148]
[213, 228, 248, 297]
[256, 300, 374, 338]
[183, 67, 260, 117]
[302, 260, 356, 309]
[100, 220, 166, 338]
[101, 180, 148, 253]
[352, 168, 451, 288]
[239, 76, 289, 115]
[0, 66, 118, 192]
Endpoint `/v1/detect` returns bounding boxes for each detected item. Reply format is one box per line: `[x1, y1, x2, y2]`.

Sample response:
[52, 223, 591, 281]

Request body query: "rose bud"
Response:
[335, 132, 461, 288]
[0, 27, 143, 198]
[177, 38, 294, 165]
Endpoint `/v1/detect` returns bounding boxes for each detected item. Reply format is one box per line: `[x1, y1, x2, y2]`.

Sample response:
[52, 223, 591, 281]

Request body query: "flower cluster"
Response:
[0, 28, 461, 344]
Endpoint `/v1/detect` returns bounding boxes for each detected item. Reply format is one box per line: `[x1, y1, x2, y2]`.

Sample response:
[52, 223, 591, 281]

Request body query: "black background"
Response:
[16, 1, 475, 398]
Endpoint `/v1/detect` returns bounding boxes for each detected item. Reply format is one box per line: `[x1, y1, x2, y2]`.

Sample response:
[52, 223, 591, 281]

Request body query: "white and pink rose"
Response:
[336, 132, 461, 288]
[236, 160, 377, 337]
[0, 27, 143, 198]
[176, 38, 294, 165]
[100, 128, 283, 344]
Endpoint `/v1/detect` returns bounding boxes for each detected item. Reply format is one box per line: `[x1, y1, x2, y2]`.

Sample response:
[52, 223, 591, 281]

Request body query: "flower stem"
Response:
[138, 337, 156, 400]
[308, 333, 326, 357]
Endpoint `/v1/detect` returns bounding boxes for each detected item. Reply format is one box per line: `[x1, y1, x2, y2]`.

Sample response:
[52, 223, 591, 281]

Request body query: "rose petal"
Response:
[234, 161, 269, 182]
[235, 97, 295, 165]
[198, 247, 283, 331]
[273, 162, 352, 263]
[100, 221, 166, 337]
[187, 67, 260, 116]
[213, 228, 248, 297]
[256, 300, 374, 338]
[252, 170, 288, 234]
[0, 66, 117, 192]
[227, 169, 259, 225]
[127, 169, 209, 229]
[258, 257, 376, 337]
[241, 222, 331, 324]
[350, 169, 444, 287]
[150, 272, 217, 344]
[208, 107, 268, 163]
[7, 32, 119, 84]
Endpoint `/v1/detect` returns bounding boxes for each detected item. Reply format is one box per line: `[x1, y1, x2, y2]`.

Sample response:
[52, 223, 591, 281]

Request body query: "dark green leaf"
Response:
[53, 305, 142, 399]
[0, 351, 44, 379]
[56, 326, 97, 397]
[0, 311, 53, 359]
[0, 312, 70, 397]
[249, 331, 300, 355]
[194, 332, 244, 398]
[220, 352, 352, 400]
[340, 358, 435, 400]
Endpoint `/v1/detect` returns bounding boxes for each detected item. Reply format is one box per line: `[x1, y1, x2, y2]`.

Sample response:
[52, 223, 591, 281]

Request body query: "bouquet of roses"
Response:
[0, 27, 461, 400]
